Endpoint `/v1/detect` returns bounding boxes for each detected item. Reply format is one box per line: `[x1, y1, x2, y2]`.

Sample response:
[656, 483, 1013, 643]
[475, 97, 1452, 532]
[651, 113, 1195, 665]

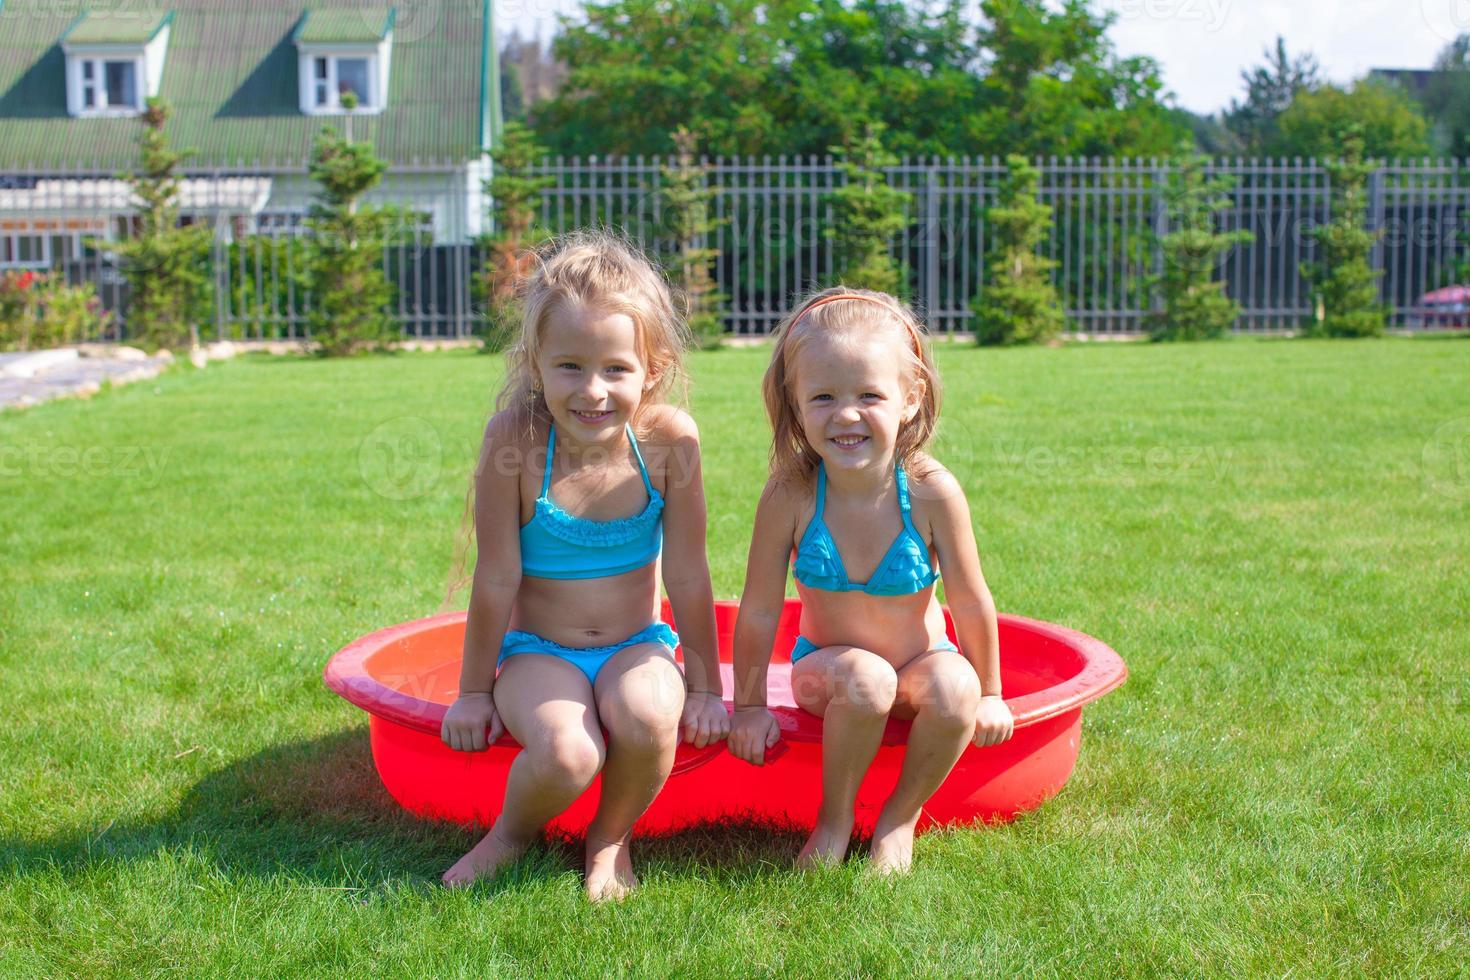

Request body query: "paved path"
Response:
[0, 349, 173, 410]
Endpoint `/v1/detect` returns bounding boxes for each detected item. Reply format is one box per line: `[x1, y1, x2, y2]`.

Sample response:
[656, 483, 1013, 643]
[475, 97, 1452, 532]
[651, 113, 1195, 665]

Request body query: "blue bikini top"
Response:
[792, 461, 939, 596]
[519, 422, 664, 580]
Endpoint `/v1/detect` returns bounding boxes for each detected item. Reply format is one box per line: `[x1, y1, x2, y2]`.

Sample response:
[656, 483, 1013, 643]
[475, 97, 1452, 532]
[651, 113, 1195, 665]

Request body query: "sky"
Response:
[491, 0, 1467, 115]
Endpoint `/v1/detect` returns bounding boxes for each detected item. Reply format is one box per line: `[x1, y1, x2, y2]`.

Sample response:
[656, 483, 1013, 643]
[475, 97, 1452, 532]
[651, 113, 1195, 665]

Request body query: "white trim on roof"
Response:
[0, 177, 274, 213]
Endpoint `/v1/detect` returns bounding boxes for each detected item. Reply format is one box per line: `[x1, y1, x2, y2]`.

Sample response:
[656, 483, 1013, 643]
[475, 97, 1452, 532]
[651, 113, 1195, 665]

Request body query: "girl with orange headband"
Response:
[728, 286, 1013, 874]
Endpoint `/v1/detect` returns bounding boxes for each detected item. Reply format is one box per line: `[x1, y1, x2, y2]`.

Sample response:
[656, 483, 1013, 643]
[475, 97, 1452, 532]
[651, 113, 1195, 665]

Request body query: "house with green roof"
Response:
[0, 0, 501, 265]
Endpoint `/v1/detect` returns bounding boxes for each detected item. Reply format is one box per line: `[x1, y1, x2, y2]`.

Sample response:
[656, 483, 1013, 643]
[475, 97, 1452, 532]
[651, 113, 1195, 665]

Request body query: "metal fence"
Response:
[4, 156, 1470, 340]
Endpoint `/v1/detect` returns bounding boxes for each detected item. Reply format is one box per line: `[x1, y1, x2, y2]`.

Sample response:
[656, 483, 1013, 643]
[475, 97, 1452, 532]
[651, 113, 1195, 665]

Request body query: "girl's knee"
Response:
[529, 728, 605, 787]
[602, 668, 684, 747]
[834, 651, 898, 716]
[916, 656, 982, 722]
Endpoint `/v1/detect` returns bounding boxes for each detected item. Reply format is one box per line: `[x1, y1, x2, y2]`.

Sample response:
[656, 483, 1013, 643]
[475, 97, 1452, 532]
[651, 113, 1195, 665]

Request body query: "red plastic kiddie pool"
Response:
[323, 599, 1126, 833]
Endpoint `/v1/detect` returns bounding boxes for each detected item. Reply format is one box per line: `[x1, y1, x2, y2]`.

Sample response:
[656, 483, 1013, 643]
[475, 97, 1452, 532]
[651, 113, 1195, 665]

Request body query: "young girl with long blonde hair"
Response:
[440, 231, 728, 900]
[728, 287, 1013, 874]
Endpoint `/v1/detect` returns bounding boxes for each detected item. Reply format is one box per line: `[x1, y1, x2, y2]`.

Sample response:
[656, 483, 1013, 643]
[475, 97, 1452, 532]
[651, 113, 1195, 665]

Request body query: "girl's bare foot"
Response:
[584, 835, 637, 902]
[796, 817, 853, 869]
[867, 812, 918, 876]
[441, 825, 530, 889]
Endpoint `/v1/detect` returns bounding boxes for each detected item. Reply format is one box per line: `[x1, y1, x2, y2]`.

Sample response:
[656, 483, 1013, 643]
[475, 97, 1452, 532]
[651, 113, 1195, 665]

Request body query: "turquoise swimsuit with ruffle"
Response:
[787, 460, 953, 663]
[498, 422, 678, 683]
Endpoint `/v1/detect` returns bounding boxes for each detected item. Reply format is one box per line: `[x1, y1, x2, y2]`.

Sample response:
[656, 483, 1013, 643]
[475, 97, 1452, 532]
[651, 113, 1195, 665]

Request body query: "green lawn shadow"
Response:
[0, 729, 818, 895]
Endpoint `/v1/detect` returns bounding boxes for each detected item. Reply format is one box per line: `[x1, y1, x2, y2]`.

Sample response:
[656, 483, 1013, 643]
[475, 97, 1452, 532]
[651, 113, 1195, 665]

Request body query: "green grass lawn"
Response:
[2, 339, 1467, 975]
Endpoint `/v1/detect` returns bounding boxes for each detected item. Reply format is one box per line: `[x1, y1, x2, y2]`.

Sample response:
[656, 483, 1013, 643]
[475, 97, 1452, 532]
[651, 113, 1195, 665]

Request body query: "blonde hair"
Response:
[496, 229, 692, 433]
[445, 230, 692, 607]
[762, 286, 942, 487]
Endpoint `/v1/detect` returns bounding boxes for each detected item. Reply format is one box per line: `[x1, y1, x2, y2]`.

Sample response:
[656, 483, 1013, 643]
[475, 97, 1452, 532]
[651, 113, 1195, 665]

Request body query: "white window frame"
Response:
[66, 54, 145, 116]
[311, 54, 375, 112]
[0, 232, 84, 270]
[296, 36, 392, 116]
[63, 24, 169, 118]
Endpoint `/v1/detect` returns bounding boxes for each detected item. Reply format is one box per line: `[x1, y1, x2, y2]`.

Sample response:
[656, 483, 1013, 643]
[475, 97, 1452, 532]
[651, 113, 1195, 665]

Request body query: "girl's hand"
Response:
[441, 692, 504, 752]
[681, 691, 730, 748]
[729, 706, 781, 765]
[973, 695, 1014, 748]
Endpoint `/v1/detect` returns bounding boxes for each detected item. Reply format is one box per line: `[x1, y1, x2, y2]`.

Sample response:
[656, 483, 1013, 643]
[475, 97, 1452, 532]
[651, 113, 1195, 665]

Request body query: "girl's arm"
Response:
[443, 413, 524, 752]
[924, 467, 1014, 746]
[728, 479, 797, 764]
[655, 409, 728, 746]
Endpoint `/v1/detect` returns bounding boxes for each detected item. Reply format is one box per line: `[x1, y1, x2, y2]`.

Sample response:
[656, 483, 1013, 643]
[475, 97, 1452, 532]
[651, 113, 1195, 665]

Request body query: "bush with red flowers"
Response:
[0, 270, 114, 351]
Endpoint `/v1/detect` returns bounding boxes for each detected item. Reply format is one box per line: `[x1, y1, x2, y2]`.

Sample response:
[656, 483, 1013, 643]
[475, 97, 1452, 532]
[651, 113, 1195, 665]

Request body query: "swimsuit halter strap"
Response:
[543, 422, 654, 496]
[814, 460, 827, 519]
[895, 463, 912, 515]
[541, 424, 557, 496]
[625, 422, 655, 494]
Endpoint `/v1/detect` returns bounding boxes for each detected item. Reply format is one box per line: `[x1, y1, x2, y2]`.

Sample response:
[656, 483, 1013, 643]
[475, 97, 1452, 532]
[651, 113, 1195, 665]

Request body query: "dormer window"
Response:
[61, 10, 172, 117]
[294, 9, 395, 115]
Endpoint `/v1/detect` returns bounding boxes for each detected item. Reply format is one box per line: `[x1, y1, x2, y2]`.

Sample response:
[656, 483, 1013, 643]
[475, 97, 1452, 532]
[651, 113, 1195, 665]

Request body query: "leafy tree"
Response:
[1150, 148, 1254, 340]
[1224, 36, 1321, 155]
[1167, 107, 1245, 156]
[479, 120, 552, 349]
[826, 123, 910, 294]
[1305, 128, 1385, 337]
[99, 98, 213, 350]
[1272, 81, 1431, 160]
[532, 0, 1184, 159]
[304, 96, 397, 355]
[661, 127, 726, 349]
[970, 0, 1181, 159]
[973, 155, 1065, 345]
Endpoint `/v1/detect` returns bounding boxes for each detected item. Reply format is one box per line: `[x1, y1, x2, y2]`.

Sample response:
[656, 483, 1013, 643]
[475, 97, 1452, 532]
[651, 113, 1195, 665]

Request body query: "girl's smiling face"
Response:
[791, 331, 923, 473]
[533, 302, 651, 444]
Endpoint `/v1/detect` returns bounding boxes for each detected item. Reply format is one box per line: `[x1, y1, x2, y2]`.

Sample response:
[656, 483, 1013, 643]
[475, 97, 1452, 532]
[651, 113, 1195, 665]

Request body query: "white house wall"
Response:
[257, 170, 479, 243]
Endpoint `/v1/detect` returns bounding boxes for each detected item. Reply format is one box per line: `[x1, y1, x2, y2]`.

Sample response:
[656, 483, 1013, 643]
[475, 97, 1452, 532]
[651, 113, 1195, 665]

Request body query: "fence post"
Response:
[213, 166, 227, 341]
[1150, 157, 1167, 327]
[925, 163, 939, 326]
[1368, 163, 1386, 303]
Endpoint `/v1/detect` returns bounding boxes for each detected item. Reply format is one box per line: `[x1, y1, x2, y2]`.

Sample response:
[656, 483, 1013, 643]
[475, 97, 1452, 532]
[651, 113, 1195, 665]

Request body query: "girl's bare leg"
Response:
[442, 654, 605, 888]
[583, 642, 685, 902]
[790, 646, 899, 868]
[869, 649, 981, 875]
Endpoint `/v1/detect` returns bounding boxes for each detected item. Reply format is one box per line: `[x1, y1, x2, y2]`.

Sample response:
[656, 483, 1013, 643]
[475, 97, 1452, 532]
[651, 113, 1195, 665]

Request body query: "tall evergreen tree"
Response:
[480, 120, 552, 349]
[1224, 37, 1321, 155]
[827, 122, 910, 294]
[102, 98, 213, 350]
[661, 127, 726, 349]
[304, 95, 396, 355]
[1306, 128, 1385, 337]
[1418, 34, 1470, 155]
[1150, 149, 1254, 340]
[973, 155, 1065, 345]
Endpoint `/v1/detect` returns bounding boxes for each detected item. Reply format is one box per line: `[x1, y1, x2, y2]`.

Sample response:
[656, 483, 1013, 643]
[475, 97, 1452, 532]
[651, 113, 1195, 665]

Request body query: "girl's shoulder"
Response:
[635, 404, 700, 447]
[758, 473, 816, 528]
[904, 453, 967, 504]
[479, 407, 545, 463]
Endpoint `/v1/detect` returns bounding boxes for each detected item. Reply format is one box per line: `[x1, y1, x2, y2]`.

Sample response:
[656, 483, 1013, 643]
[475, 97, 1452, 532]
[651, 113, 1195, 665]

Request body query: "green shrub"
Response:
[0, 271, 113, 351]
[973, 155, 1066, 345]
[1305, 128, 1386, 337]
[827, 123, 910, 295]
[1150, 150, 1254, 340]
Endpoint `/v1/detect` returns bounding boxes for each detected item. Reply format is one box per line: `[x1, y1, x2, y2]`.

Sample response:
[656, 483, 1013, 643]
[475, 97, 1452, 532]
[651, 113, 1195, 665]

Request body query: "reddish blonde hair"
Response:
[762, 286, 942, 487]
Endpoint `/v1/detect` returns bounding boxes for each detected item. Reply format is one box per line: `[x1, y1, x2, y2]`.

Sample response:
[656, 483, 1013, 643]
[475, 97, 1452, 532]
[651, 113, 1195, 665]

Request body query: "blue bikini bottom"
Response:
[498, 622, 680, 685]
[789, 634, 959, 664]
